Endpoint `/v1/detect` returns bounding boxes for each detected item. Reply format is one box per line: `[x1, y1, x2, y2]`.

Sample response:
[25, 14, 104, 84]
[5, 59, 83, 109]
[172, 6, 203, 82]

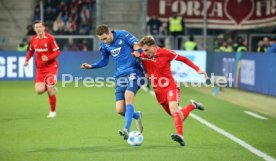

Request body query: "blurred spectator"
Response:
[63, 38, 77, 51]
[146, 16, 164, 47]
[78, 39, 88, 51]
[65, 16, 77, 34]
[30, 0, 95, 35]
[16, 38, 29, 51]
[53, 13, 65, 34]
[45, 0, 59, 8]
[44, 6, 56, 22]
[263, 37, 270, 48]
[267, 36, 276, 54]
[58, 1, 69, 20]
[78, 23, 91, 35]
[183, 35, 197, 51]
[237, 38, 248, 52]
[146, 15, 162, 35]
[45, 24, 53, 34]
[80, 4, 91, 24]
[214, 34, 224, 51]
[218, 41, 233, 52]
[159, 22, 169, 48]
[32, 5, 40, 21]
[168, 12, 185, 49]
[257, 41, 267, 53]
[26, 24, 36, 35]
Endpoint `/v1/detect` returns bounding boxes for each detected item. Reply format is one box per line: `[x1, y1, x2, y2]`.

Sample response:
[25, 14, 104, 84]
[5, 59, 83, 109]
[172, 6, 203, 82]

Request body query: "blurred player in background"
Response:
[134, 36, 208, 146]
[81, 24, 144, 140]
[24, 20, 60, 118]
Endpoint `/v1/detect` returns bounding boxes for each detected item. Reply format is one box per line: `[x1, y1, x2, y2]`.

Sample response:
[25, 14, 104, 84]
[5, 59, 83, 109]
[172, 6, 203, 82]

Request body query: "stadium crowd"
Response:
[17, 1, 276, 53]
[30, 0, 95, 35]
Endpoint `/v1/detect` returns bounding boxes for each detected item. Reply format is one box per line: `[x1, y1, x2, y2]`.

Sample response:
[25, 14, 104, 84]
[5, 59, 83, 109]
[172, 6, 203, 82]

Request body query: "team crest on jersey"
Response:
[118, 39, 123, 45]
[110, 47, 121, 57]
[45, 43, 47, 47]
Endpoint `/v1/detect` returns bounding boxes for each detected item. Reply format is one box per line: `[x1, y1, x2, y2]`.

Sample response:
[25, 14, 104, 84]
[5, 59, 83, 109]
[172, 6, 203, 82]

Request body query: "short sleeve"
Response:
[50, 36, 59, 52]
[164, 49, 178, 61]
[29, 37, 34, 51]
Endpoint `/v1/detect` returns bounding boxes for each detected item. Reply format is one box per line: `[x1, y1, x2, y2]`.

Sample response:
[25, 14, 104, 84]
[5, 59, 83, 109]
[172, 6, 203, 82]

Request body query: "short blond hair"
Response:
[139, 36, 156, 46]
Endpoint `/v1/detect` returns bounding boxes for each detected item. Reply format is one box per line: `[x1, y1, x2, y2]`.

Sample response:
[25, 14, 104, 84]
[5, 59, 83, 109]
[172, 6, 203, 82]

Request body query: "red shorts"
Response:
[35, 66, 58, 86]
[155, 88, 181, 115]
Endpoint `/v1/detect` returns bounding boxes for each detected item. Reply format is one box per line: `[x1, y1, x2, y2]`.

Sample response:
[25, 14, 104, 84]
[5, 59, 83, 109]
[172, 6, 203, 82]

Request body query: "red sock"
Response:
[173, 112, 183, 136]
[180, 104, 195, 120]
[48, 95, 56, 112]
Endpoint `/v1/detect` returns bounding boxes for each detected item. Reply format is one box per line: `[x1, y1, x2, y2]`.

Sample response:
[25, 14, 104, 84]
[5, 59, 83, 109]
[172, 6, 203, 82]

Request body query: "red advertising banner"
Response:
[147, 0, 276, 29]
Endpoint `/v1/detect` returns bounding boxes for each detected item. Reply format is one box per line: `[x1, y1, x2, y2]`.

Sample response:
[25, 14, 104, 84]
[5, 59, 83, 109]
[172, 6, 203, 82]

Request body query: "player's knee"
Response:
[170, 110, 177, 116]
[125, 93, 134, 104]
[36, 89, 44, 95]
[47, 88, 55, 95]
[117, 111, 125, 116]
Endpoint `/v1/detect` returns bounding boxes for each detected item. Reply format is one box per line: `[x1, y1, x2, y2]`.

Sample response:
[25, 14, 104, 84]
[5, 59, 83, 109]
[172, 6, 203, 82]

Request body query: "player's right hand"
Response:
[23, 61, 28, 67]
[81, 63, 92, 69]
[132, 51, 141, 58]
[197, 69, 209, 79]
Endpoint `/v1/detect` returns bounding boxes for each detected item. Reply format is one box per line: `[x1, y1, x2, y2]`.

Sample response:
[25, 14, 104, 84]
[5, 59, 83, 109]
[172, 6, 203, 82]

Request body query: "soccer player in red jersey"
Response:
[134, 36, 208, 146]
[24, 20, 60, 118]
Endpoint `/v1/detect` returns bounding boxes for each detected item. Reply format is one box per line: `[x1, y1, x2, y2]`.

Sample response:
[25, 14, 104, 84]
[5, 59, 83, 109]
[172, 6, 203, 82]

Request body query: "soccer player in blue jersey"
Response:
[81, 24, 144, 140]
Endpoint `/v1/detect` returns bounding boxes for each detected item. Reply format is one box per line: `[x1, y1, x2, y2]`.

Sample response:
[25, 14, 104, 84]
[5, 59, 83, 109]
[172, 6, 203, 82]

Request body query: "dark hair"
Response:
[269, 36, 276, 41]
[96, 24, 109, 36]
[139, 36, 156, 46]
[32, 20, 45, 27]
[189, 35, 194, 41]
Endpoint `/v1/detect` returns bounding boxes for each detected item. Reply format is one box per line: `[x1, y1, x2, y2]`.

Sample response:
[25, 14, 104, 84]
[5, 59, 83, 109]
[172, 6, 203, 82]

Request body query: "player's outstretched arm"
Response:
[174, 53, 209, 79]
[24, 50, 34, 67]
[81, 63, 92, 69]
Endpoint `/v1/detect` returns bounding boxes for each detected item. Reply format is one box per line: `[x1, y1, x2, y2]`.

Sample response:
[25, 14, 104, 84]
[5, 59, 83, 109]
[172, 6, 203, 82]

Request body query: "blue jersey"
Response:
[91, 30, 143, 77]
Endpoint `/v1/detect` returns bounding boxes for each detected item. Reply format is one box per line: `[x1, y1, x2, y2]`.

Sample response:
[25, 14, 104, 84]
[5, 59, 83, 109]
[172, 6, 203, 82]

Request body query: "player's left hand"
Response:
[197, 69, 209, 79]
[41, 55, 48, 61]
[81, 63, 92, 69]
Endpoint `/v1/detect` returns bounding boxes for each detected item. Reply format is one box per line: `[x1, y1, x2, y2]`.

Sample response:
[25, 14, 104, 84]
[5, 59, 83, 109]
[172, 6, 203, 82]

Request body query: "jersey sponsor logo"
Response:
[140, 57, 156, 62]
[35, 48, 48, 52]
[110, 47, 121, 57]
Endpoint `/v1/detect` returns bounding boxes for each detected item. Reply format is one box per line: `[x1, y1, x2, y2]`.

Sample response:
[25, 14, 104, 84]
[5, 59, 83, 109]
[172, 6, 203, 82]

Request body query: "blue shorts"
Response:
[115, 71, 145, 101]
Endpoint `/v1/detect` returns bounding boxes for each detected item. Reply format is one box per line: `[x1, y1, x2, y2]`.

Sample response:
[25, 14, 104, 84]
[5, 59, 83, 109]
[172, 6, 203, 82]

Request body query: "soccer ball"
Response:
[127, 131, 143, 146]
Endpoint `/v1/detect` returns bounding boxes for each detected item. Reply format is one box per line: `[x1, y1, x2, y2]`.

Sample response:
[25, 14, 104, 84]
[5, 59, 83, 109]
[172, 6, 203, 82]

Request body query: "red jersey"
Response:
[140, 47, 199, 91]
[25, 33, 60, 69]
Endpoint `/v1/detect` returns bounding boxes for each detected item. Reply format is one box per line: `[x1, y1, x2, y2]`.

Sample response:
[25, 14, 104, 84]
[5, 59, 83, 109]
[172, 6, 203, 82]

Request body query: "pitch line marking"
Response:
[244, 111, 268, 120]
[142, 87, 276, 161]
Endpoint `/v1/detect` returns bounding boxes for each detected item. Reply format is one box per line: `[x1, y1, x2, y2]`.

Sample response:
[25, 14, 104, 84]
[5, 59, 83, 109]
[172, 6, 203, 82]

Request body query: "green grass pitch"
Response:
[0, 81, 276, 161]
